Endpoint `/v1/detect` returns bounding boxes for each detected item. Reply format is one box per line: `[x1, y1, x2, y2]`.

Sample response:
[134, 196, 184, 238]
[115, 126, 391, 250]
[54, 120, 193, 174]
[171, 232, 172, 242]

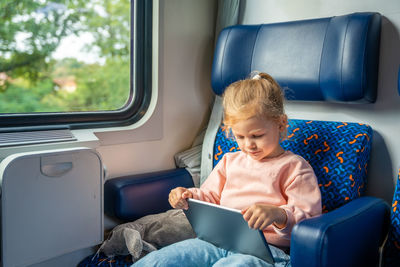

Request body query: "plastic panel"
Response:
[0, 147, 103, 267]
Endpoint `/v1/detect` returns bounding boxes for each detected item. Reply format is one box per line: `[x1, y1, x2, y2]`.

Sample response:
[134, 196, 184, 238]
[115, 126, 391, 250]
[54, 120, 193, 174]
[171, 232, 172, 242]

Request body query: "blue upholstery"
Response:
[213, 119, 390, 266]
[104, 168, 194, 221]
[212, 12, 381, 102]
[291, 197, 389, 267]
[214, 119, 372, 213]
[383, 169, 400, 266]
[209, 12, 388, 266]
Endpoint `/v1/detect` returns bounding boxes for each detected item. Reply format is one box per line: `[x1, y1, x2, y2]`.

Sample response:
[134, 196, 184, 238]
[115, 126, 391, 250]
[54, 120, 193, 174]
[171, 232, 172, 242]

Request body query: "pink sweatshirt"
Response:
[188, 150, 322, 247]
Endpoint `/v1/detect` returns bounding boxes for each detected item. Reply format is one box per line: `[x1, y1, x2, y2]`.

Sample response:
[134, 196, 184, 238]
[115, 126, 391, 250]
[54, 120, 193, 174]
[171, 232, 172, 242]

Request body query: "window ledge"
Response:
[0, 129, 100, 162]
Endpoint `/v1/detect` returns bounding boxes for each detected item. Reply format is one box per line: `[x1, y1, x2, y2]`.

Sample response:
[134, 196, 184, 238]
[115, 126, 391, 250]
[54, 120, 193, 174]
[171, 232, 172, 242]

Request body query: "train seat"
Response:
[82, 12, 390, 267]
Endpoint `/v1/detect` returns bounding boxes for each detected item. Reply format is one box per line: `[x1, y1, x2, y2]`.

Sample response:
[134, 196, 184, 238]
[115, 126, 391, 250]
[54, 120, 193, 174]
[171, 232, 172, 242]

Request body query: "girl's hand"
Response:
[168, 187, 193, 210]
[241, 204, 287, 230]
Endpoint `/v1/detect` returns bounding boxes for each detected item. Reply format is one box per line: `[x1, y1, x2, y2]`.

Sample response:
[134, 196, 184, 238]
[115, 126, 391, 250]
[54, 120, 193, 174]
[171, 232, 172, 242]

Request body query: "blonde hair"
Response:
[222, 72, 287, 136]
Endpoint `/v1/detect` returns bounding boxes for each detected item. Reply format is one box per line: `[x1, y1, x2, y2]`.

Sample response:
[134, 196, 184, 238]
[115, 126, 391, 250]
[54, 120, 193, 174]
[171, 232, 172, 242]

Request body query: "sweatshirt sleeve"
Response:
[274, 161, 322, 237]
[187, 155, 227, 204]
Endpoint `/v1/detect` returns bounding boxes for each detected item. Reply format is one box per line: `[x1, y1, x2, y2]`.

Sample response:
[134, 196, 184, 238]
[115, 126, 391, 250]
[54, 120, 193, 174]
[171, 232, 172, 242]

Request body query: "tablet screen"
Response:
[183, 198, 274, 264]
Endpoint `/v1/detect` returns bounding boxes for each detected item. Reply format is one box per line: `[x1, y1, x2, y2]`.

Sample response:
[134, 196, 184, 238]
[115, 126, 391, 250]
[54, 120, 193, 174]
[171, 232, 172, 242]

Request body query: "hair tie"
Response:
[252, 74, 261, 80]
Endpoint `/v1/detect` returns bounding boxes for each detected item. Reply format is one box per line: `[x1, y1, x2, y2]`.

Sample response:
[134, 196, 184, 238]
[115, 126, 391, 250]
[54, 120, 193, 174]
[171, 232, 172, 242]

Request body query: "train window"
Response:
[0, 0, 152, 130]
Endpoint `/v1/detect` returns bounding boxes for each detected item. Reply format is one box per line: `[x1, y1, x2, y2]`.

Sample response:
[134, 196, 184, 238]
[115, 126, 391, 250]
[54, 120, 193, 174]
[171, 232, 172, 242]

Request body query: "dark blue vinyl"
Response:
[291, 197, 389, 267]
[104, 168, 194, 221]
[211, 12, 381, 102]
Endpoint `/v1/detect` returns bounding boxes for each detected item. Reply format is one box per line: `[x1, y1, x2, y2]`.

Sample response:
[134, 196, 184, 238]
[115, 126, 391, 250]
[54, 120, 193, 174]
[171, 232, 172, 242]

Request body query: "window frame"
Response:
[0, 0, 152, 132]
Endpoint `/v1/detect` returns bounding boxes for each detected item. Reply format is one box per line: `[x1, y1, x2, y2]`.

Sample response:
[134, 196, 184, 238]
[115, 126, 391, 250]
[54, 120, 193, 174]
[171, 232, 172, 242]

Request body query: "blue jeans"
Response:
[132, 238, 291, 267]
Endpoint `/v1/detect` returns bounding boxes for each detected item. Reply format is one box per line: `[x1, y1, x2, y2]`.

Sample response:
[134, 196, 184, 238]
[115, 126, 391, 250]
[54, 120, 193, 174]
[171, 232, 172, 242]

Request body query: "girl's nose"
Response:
[246, 139, 256, 149]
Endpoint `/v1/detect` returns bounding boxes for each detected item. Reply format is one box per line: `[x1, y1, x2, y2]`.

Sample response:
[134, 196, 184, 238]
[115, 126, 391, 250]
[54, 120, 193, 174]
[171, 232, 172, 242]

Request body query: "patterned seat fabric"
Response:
[384, 170, 400, 267]
[213, 119, 373, 213]
[78, 253, 133, 267]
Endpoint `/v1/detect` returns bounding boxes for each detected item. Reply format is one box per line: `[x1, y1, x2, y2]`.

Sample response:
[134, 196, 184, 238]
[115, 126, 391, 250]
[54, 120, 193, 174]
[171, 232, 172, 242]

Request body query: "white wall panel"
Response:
[97, 0, 216, 178]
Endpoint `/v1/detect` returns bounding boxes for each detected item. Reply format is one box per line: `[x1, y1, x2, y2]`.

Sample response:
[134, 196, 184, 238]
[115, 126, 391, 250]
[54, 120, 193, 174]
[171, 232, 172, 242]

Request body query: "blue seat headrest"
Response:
[211, 12, 381, 102]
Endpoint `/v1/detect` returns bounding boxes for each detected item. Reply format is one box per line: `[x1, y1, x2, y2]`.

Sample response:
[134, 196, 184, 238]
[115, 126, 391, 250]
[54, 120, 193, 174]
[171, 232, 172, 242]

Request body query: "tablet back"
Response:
[183, 198, 274, 264]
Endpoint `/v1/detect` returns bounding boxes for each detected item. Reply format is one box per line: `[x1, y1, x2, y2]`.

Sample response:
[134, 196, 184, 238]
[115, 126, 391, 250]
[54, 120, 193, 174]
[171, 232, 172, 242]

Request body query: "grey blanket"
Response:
[96, 209, 196, 262]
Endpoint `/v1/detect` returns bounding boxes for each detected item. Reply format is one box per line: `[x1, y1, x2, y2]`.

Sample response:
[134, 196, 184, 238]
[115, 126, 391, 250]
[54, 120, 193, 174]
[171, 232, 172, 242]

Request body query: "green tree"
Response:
[0, 0, 131, 113]
[0, 0, 90, 78]
[84, 0, 130, 61]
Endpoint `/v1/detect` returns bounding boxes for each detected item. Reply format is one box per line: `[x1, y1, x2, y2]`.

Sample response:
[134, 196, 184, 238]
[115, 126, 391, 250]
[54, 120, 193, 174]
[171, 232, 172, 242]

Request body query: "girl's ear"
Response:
[278, 115, 288, 132]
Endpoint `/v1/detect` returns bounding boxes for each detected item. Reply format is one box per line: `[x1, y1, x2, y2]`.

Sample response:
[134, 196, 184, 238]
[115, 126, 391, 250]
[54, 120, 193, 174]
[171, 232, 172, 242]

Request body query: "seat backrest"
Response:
[213, 119, 372, 212]
[200, 12, 381, 212]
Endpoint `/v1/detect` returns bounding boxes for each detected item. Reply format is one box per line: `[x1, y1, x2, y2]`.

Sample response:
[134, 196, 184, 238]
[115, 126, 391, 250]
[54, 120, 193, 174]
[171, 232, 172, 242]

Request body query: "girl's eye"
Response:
[252, 134, 264, 138]
[236, 135, 244, 140]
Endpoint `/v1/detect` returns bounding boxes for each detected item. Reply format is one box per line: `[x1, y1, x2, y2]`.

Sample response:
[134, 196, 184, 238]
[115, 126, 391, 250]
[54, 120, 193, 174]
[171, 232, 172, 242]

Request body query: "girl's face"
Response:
[231, 116, 287, 161]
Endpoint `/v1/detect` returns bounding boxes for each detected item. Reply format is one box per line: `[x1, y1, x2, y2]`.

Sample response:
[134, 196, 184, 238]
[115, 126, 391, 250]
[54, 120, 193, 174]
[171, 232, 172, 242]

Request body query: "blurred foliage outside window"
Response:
[0, 0, 131, 113]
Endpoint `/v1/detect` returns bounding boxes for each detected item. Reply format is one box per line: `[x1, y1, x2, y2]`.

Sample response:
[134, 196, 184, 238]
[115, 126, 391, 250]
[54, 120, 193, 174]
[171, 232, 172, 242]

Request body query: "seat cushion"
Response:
[213, 119, 372, 212]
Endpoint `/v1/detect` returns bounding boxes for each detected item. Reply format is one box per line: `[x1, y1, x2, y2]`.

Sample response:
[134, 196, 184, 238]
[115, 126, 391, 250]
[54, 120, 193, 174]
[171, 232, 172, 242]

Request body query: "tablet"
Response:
[183, 198, 274, 264]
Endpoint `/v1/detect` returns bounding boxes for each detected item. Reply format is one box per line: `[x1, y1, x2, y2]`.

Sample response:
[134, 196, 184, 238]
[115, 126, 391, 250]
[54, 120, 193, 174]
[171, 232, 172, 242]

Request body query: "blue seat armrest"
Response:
[104, 168, 194, 221]
[291, 196, 390, 267]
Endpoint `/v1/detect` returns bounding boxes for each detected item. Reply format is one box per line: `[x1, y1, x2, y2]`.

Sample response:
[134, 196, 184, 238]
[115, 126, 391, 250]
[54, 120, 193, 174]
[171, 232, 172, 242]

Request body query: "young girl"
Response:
[133, 72, 322, 267]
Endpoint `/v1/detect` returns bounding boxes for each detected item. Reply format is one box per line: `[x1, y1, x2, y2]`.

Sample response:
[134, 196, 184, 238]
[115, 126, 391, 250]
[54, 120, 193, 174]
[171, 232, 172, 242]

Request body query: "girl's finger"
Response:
[253, 218, 263, 230]
[247, 215, 258, 229]
[260, 221, 270, 230]
[241, 207, 249, 215]
[242, 208, 253, 221]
